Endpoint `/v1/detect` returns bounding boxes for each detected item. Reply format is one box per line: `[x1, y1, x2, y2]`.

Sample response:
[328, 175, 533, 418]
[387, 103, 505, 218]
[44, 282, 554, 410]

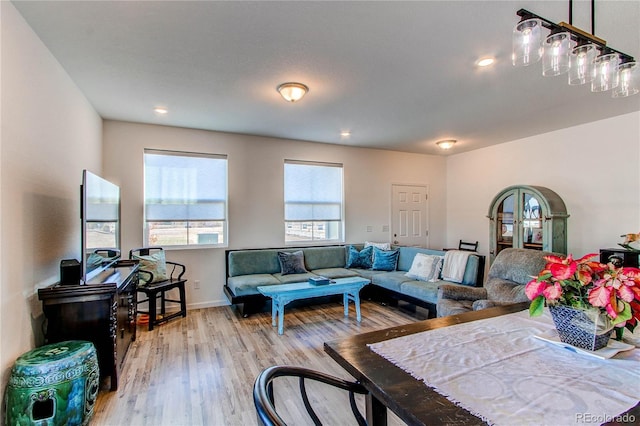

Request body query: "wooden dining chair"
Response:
[129, 247, 187, 331]
[253, 365, 368, 426]
[458, 240, 479, 252]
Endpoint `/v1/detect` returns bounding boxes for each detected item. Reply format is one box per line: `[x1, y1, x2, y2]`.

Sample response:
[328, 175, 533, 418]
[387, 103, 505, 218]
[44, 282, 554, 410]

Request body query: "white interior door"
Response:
[391, 184, 428, 247]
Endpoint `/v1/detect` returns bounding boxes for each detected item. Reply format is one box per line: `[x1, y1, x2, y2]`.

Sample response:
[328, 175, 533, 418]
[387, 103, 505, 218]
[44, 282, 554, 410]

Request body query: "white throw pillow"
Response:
[365, 241, 391, 251]
[405, 253, 443, 282]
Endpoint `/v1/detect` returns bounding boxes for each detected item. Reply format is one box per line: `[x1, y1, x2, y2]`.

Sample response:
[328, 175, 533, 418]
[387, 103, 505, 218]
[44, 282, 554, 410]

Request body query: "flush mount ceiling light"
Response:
[277, 82, 309, 102]
[153, 107, 168, 114]
[340, 130, 351, 137]
[436, 140, 457, 150]
[512, 0, 638, 97]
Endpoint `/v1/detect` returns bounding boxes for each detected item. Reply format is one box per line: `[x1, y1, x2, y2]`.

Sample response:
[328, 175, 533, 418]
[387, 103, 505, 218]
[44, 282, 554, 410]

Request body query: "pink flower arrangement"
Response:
[525, 253, 640, 336]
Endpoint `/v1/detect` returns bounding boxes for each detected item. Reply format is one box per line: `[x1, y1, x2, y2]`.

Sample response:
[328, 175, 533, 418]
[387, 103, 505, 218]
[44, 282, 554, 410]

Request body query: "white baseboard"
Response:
[187, 299, 230, 310]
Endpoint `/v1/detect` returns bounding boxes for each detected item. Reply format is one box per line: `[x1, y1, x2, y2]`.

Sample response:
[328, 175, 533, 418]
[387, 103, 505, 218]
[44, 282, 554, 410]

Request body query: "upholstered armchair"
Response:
[436, 248, 553, 317]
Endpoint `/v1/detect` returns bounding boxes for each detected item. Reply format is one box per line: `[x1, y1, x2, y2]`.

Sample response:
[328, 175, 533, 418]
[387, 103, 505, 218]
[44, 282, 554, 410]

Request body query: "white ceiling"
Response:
[12, 0, 640, 155]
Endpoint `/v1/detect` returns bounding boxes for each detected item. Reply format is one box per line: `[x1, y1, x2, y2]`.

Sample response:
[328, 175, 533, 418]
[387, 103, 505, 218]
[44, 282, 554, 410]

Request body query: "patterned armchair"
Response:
[436, 248, 553, 317]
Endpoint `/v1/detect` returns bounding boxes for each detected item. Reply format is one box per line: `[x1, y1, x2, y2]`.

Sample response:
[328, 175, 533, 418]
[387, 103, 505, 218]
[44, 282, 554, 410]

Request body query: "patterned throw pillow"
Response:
[405, 253, 444, 282]
[371, 247, 399, 271]
[346, 245, 373, 269]
[365, 241, 391, 250]
[132, 250, 168, 285]
[277, 250, 308, 275]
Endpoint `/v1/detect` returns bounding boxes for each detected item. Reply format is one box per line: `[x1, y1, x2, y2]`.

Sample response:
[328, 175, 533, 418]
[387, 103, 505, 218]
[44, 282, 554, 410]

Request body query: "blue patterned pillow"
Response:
[372, 247, 399, 271]
[277, 250, 308, 275]
[346, 245, 373, 269]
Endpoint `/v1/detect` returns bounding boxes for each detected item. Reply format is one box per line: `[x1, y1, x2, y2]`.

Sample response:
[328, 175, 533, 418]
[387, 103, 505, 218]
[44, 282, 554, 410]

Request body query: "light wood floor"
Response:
[92, 300, 425, 425]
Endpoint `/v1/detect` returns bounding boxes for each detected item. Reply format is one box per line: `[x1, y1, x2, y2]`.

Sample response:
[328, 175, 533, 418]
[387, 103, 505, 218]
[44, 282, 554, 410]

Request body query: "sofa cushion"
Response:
[396, 247, 446, 272]
[405, 253, 443, 282]
[228, 249, 282, 276]
[277, 250, 308, 275]
[273, 272, 318, 283]
[372, 247, 399, 271]
[394, 247, 480, 286]
[399, 280, 440, 304]
[228, 274, 281, 296]
[303, 246, 349, 270]
[348, 268, 387, 280]
[346, 245, 373, 269]
[372, 271, 412, 292]
[311, 268, 359, 279]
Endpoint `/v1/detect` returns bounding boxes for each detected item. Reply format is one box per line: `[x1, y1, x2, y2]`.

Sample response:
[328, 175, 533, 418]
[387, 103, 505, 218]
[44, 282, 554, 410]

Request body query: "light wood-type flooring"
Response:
[92, 300, 425, 425]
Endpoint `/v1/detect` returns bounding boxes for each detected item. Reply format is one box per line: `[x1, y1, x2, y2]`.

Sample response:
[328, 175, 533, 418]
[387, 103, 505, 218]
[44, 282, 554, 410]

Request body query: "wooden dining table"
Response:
[323, 302, 640, 426]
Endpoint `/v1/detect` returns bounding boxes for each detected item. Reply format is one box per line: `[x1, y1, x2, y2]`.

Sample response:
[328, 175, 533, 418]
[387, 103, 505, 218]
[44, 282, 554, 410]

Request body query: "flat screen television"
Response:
[81, 170, 121, 283]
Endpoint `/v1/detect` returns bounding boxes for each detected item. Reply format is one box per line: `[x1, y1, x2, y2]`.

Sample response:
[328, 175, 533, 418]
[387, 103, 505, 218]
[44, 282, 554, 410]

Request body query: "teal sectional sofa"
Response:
[223, 245, 485, 317]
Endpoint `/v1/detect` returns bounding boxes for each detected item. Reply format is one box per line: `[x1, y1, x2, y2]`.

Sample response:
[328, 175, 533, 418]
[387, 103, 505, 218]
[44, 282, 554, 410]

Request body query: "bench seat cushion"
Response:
[348, 268, 387, 280]
[228, 274, 281, 296]
[273, 272, 319, 284]
[399, 280, 439, 303]
[303, 246, 349, 270]
[371, 271, 413, 292]
[400, 280, 476, 305]
[311, 268, 359, 279]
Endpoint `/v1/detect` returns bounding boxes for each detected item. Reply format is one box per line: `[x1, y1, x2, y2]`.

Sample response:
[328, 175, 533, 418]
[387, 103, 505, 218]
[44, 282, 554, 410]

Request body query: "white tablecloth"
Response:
[368, 309, 640, 426]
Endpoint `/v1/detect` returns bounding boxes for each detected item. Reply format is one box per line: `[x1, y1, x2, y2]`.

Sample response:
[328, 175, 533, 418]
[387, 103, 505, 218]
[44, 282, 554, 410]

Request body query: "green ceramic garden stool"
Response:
[4, 340, 99, 426]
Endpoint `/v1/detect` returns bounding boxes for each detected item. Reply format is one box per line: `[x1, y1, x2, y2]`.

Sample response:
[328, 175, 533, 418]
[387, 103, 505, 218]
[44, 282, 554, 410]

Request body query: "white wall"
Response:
[103, 120, 447, 308]
[0, 2, 102, 393]
[445, 112, 640, 260]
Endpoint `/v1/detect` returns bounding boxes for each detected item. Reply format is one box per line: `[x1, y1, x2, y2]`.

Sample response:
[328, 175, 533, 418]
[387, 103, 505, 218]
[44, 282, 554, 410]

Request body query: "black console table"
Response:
[38, 261, 138, 391]
[599, 248, 640, 268]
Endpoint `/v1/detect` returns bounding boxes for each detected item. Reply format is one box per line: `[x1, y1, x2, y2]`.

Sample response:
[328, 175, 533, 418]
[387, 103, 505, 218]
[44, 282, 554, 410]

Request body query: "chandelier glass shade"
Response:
[512, 7, 638, 98]
[512, 18, 542, 67]
[591, 53, 619, 92]
[542, 31, 572, 76]
[613, 61, 639, 98]
[568, 43, 597, 85]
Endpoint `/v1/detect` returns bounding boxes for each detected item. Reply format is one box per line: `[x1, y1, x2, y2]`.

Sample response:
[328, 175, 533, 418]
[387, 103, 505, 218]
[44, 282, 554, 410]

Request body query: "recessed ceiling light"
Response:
[477, 57, 495, 67]
[340, 130, 351, 137]
[154, 107, 169, 114]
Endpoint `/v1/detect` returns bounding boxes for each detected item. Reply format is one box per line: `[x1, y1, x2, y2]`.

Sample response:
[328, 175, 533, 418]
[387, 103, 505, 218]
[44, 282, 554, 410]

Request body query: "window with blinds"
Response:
[144, 149, 227, 247]
[284, 160, 344, 243]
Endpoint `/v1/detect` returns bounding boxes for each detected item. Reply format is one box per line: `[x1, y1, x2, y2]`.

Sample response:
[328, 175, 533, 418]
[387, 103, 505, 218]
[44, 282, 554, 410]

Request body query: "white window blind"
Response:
[284, 160, 343, 222]
[144, 149, 227, 246]
[145, 150, 226, 221]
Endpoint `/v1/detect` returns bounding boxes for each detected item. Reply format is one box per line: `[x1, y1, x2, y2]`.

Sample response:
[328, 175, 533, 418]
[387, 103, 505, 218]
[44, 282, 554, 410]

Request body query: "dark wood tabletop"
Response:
[324, 302, 640, 426]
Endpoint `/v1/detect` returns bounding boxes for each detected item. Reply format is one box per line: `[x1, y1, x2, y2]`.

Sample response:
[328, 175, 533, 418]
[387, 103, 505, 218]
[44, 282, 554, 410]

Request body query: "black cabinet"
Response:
[38, 261, 138, 390]
[599, 248, 640, 268]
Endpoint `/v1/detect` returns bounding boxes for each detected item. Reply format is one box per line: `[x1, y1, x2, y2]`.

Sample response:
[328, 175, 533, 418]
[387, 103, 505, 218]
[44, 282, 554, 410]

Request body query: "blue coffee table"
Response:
[258, 277, 370, 334]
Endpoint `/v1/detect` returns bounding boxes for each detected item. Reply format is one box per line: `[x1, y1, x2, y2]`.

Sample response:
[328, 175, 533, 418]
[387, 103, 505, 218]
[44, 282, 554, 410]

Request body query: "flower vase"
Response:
[549, 305, 613, 351]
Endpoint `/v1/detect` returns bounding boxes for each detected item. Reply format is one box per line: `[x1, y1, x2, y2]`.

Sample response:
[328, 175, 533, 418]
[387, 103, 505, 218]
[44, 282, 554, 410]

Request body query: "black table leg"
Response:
[366, 393, 387, 426]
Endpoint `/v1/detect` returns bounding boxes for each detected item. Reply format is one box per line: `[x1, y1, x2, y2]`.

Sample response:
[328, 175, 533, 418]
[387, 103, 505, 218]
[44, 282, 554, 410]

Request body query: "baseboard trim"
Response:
[187, 299, 230, 310]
